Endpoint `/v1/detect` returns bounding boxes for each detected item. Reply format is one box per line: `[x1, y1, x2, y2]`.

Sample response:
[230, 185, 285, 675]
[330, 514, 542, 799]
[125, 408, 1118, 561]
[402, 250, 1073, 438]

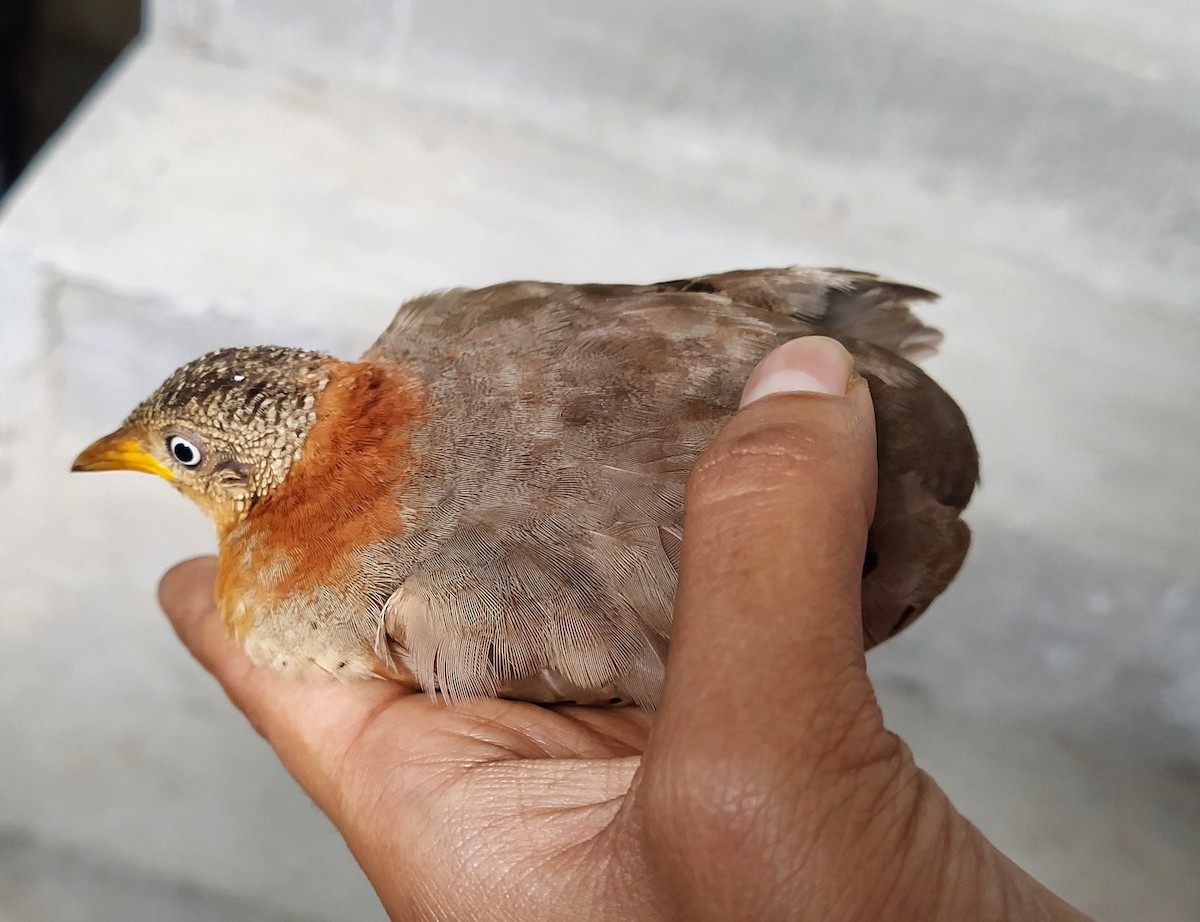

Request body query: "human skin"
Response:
[159, 336, 1093, 921]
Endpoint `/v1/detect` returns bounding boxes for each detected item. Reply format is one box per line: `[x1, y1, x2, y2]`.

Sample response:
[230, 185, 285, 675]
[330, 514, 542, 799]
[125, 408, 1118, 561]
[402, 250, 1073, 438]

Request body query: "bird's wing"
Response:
[367, 281, 768, 707]
[640, 267, 943, 361]
[377, 511, 676, 707]
[361, 270, 974, 704]
[363, 268, 943, 363]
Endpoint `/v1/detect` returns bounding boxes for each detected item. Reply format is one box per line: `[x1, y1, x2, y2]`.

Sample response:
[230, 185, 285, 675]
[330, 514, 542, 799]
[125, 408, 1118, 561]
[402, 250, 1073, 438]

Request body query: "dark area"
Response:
[0, 0, 140, 198]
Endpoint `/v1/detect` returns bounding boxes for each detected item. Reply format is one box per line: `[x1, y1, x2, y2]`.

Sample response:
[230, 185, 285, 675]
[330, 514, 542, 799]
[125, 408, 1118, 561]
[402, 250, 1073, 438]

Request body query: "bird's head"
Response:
[72, 346, 333, 531]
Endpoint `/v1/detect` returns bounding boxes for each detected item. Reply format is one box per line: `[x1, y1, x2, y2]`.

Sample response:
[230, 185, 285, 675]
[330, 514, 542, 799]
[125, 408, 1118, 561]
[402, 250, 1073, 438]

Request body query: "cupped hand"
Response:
[160, 337, 1091, 922]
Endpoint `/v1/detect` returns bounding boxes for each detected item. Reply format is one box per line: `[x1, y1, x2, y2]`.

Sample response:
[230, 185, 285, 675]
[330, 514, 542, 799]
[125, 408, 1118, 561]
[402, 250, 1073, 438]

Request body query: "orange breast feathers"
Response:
[216, 359, 429, 629]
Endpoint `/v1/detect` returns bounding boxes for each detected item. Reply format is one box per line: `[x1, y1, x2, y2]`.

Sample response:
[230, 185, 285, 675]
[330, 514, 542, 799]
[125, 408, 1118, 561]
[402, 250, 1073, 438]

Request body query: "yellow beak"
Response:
[71, 430, 176, 482]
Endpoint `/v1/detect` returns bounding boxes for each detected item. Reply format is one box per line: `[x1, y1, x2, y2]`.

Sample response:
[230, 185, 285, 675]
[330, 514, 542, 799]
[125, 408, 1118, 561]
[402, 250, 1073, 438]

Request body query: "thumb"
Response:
[632, 337, 889, 918]
[629, 337, 1091, 922]
[649, 334, 883, 768]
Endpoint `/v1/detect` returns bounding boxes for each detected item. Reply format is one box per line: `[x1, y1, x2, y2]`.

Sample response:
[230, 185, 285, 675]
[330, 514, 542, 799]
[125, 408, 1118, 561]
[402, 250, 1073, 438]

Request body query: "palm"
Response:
[249, 679, 655, 918]
[256, 669, 652, 762]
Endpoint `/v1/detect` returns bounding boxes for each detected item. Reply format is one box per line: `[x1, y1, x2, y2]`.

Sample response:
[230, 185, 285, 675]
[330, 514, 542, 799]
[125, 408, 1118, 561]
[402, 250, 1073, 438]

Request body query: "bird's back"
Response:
[355, 268, 976, 706]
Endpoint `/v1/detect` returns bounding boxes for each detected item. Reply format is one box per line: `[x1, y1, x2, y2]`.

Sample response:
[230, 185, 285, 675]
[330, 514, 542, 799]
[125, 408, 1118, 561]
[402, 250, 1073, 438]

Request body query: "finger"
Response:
[626, 338, 892, 915]
[649, 335, 885, 769]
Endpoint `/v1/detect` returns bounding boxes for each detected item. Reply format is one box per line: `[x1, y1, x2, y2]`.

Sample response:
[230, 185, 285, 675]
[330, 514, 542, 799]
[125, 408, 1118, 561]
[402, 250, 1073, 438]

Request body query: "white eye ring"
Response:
[167, 435, 203, 468]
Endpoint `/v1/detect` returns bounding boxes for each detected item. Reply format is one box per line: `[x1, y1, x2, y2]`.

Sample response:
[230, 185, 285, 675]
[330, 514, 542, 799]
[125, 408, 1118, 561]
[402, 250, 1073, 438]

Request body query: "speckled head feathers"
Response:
[78, 346, 335, 530]
[127, 346, 331, 433]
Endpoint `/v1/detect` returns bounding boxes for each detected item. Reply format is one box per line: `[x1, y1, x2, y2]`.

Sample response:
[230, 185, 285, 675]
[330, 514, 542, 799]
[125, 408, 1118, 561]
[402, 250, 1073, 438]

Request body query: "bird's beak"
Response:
[71, 430, 175, 482]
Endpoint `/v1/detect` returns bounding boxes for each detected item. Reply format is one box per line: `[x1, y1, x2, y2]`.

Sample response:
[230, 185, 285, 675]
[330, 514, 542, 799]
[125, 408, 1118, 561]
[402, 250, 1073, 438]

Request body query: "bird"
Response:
[73, 267, 978, 707]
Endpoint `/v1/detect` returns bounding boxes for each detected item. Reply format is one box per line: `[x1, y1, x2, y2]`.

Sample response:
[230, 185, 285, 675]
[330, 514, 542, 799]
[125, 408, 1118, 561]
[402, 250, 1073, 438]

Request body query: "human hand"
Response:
[160, 336, 1091, 921]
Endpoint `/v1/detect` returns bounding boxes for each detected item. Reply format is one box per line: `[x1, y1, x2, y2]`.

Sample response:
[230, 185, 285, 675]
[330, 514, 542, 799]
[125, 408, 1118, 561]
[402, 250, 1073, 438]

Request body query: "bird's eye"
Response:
[167, 435, 203, 468]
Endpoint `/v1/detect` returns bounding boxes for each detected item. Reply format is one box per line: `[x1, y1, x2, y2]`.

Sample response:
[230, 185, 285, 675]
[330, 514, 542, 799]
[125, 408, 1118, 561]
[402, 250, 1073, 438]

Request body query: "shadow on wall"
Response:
[0, 0, 141, 196]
